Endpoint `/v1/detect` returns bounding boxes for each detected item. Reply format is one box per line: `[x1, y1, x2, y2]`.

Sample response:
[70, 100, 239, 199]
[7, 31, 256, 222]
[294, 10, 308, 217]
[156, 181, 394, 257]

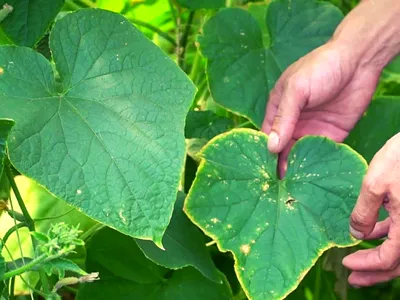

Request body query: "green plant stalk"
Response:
[79, 223, 105, 241]
[168, 0, 178, 27]
[236, 121, 252, 128]
[77, 0, 95, 8]
[9, 275, 15, 300]
[178, 11, 195, 68]
[189, 49, 202, 83]
[2, 254, 47, 280]
[5, 163, 50, 294]
[64, 0, 81, 10]
[2, 222, 27, 245]
[3, 246, 75, 281]
[128, 18, 176, 46]
[314, 258, 322, 300]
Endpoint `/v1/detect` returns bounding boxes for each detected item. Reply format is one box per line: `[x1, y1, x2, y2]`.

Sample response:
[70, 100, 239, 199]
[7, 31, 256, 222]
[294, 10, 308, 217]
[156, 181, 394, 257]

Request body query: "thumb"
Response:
[268, 81, 307, 153]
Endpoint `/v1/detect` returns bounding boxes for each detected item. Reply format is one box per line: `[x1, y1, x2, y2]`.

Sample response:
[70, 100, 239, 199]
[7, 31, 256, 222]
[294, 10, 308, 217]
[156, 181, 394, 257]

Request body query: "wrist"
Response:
[331, 0, 400, 71]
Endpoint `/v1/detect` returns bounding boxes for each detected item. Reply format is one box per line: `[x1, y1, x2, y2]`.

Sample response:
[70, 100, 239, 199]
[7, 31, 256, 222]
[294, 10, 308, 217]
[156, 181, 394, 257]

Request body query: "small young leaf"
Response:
[76, 227, 232, 300]
[198, 0, 343, 127]
[135, 192, 221, 283]
[0, 0, 64, 47]
[39, 258, 87, 278]
[30, 232, 50, 244]
[0, 9, 195, 247]
[185, 129, 367, 300]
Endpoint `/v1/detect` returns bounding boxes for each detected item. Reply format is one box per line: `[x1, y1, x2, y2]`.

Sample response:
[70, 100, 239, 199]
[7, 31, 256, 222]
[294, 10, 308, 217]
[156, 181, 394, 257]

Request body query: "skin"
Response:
[262, 0, 400, 287]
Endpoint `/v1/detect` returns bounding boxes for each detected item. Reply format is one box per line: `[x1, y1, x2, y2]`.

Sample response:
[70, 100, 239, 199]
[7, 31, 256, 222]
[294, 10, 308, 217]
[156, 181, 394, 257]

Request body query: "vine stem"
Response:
[5, 162, 50, 294]
[2, 223, 27, 245]
[2, 254, 47, 280]
[314, 258, 322, 300]
[77, 0, 95, 8]
[128, 18, 177, 46]
[64, 0, 81, 10]
[178, 11, 195, 68]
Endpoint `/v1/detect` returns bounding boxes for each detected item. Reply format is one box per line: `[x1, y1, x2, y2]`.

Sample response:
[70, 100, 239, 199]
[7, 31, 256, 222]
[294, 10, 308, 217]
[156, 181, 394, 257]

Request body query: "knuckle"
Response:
[284, 76, 303, 93]
[350, 210, 371, 229]
[362, 177, 384, 199]
[380, 257, 398, 271]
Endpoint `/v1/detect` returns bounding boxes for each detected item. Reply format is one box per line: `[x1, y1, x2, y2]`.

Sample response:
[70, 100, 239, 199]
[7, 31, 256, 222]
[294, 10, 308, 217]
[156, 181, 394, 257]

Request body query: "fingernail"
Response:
[350, 226, 364, 239]
[268, 131, 280, 151]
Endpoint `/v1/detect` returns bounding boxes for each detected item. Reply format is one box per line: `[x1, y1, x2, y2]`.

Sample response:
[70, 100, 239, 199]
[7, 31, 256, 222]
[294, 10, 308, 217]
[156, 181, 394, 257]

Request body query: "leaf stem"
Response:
[168, 0, 178, 27]
[2, 254, 47, 280]
[2, 223, 27, 245]
[128, 18, 177, 46]
[77, 0, 95, 8]
[205, 240, 216, 247]
[189, 48, 202, 82]
[64, 0, 81, 10]
[314, 258, 322, 300]
[178, 11, 195, 68]
[9, 276, 15, 300]
[79, 223, 105, 241]
[5, 162, 50, 294]
[236, 121, 253, 128]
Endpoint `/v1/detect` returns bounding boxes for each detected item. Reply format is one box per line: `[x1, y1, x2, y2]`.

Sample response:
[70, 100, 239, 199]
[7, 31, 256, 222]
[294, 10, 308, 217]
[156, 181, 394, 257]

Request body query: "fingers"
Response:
[364, 217, 391, 240]
[278, 139, 296, 179]
[348, 269, 400, 287]
[349, 150, 389, 239]
[342, 235, 400, 272]
[265, 79, 308, 154]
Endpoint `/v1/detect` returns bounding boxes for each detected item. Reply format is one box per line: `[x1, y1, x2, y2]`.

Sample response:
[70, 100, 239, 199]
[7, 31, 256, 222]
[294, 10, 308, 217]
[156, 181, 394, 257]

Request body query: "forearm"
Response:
[331, 0, 400, 70]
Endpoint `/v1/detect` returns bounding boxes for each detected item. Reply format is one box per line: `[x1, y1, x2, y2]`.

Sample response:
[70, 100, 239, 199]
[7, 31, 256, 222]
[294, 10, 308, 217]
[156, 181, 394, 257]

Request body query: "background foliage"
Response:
[0, 0, 399, 299]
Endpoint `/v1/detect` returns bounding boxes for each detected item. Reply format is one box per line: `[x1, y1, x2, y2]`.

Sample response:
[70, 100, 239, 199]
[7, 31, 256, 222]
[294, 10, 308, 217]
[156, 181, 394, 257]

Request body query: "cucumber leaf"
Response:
[185, 129, 367, 299]
[0, 9, 195, 247]
[198, 0, 343, 127]
[0, 0, 64, 47]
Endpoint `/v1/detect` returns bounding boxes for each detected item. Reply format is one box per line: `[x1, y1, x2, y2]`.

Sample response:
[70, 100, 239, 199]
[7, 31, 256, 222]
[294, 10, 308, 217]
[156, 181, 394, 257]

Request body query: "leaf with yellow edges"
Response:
[185, 129, 367, 299]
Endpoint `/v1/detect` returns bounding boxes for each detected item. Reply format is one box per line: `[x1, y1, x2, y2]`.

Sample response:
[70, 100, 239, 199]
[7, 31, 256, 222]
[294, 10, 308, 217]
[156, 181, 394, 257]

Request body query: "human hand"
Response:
[343, 133, 400, 287]
[262, 41, 380, 175]
[262, 0, 400, 176]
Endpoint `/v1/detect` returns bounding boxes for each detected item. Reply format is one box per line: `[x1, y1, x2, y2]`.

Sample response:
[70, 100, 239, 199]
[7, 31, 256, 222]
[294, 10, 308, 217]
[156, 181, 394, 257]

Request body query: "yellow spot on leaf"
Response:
[262, 183, 269, 191]
[240, 244, 251, 255]
[0, 67, 4, 75]
[210, 218, 219, 224]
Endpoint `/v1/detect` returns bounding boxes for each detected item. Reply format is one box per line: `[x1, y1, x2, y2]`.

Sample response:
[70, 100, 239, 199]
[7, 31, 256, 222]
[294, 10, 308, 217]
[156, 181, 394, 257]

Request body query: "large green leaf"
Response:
[185, 129, 367, 300]
[176, 0, 225, 10]
[135, 192, 221, 283]
[77, 227, 232, 300]
[0, 9, 195, 246]
[346, 96, 400, 163]
[0, 0, 64, 47]
[198, 0, 343, 127]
